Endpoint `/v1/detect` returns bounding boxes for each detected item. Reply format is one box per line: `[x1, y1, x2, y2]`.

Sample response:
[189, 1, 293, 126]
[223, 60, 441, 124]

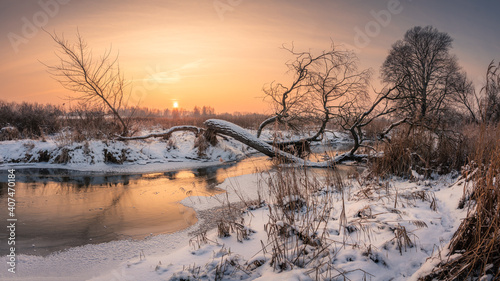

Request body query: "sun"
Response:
[173, 101, 179, 108]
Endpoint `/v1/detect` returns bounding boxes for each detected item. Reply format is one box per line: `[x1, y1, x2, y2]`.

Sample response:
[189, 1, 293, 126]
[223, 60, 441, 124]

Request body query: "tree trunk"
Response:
[256, 116, 278, 138]
[348, 127, 360, 156]
[204, 119, 366, 167]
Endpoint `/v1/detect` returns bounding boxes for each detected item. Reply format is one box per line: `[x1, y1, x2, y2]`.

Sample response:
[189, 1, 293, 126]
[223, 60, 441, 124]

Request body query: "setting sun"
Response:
[173, 101, 179, 108]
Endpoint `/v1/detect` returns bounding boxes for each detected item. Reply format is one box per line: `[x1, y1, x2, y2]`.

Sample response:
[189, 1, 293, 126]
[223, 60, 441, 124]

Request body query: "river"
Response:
[0, 144, 356, 256]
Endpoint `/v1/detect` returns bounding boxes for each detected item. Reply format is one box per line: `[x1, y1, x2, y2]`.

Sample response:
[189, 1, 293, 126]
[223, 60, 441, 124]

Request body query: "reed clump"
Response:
[370, 125, 473, 178]
[420, 125, 500, 280]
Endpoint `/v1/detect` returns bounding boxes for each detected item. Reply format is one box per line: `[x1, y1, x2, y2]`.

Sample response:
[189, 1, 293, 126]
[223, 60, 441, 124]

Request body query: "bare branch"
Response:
[115, 126, 203, 141]
[43, 30, 131, 136]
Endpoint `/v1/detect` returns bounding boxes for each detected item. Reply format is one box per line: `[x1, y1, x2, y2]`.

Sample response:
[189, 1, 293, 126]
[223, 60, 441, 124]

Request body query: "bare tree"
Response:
[259, 44, 371, 143]
[258, 45, 317, 138]
[381, 26, 467, 126]
[307, 45, 372, 141]
[334, 78, 408, 156]
[44, 30, 130, 135]
[258, 43, 416, 159]
[449, 72, 480, 123]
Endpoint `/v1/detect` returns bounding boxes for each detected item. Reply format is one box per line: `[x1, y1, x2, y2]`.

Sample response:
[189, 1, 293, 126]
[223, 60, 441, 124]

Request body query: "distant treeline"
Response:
[0, 101, 270, 139]
[118, 105, 217, 118]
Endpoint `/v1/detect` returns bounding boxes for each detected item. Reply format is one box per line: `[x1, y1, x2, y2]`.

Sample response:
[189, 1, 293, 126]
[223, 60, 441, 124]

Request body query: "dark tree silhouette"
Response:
[259, 43, 372, 145]
[381, 26, 469, 126]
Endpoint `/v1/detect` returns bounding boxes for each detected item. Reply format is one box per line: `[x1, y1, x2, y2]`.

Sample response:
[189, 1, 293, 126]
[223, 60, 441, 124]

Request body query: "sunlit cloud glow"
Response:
[145, 59, 205, 84]
[0, 0, 498, 113]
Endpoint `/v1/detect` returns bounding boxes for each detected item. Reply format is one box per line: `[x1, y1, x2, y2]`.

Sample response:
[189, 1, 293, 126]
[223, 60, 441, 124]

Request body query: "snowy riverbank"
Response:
[90, 171, 466, 281]
[1, 166, 468, 280]
[0, 131, 246, 169]
[2, 129, 466, 281]
[0, 130, 352, 173]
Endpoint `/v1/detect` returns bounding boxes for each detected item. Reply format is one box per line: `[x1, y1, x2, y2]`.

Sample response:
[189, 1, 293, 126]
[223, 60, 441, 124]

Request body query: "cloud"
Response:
[144, 59, 205, 84]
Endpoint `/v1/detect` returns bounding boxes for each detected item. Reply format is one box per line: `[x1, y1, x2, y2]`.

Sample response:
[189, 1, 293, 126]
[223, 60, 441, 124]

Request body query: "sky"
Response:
[0, 0, 499, 114]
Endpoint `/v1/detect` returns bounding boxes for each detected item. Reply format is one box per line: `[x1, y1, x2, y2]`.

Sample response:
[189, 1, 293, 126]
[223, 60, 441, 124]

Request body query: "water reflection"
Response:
[0, 156, 270, 256]
[0, 145, 357, 257]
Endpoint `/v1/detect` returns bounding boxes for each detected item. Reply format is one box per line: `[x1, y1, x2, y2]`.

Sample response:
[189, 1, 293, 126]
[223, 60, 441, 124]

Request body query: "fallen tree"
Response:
[112, 45, 410, 165]
[204, 119, 366, 167]
[114, 118, 366, 167]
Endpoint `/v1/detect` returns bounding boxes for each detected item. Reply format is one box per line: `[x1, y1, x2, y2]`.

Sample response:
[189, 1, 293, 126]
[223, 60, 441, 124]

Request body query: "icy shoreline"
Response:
[0, 170, 264, 281]
[1, 158, 244, 177]
[1, 167, 468, 281]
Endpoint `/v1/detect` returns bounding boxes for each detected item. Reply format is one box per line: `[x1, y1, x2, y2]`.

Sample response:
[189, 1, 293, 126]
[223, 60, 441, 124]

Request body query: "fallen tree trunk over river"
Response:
[204, 119, 366, 167]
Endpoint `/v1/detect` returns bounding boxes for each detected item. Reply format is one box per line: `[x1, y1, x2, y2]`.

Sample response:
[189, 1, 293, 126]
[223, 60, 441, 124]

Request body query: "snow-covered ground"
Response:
[0, 131, 246, 173]
[2, 128, 466, 280]
[1, 166, 467, 280]
[86, 171, 466, 281]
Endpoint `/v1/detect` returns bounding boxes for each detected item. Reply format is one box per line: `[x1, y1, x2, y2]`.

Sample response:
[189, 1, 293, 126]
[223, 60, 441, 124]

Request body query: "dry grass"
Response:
[370, 125, 473, 178]
[189, 231, 211, 250]
[193, 133, 211, 158]
[181, 160, 347, 280]
[420, 125, 500, 280]
[392, 224, 414, 255]
[261, 163, 343, 279]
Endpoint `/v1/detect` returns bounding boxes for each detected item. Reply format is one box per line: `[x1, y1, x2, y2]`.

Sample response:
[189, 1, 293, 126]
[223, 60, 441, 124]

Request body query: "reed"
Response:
[420, 124, 500, 280]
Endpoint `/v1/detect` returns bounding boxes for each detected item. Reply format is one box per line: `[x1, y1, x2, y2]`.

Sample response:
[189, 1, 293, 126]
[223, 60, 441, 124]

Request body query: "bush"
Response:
[63, 104, 122, 141]
[0, 127, 20, 141]
[0, 101, 63, 138]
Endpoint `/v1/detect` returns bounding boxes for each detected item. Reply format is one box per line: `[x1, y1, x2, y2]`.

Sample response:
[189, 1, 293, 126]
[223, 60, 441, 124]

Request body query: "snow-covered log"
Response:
[204, 119, 365, 167]
[256, 115, 278, 138]
[205, 119, 301, 160]
[116, 126, 203, 140]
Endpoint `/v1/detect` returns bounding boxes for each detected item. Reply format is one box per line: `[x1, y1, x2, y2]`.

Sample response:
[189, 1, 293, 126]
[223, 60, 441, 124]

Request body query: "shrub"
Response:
[63, 104, 122, 141]
[0, 101, 63, 138]
[0, 126, 20, 141]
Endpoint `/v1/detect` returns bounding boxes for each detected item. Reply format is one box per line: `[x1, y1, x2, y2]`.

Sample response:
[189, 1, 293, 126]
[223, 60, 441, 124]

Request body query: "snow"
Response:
[205, 119, 355, 167]
[0, 128, 468, 280]
[0, 130, 249, 174]
[0, 125, 348, 173]
[85, 174, 467, 281]
[1, 167, 468, 280]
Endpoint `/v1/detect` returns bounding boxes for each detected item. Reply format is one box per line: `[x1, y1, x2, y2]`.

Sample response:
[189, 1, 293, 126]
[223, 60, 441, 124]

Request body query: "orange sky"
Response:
[1, 0, 499, 114]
